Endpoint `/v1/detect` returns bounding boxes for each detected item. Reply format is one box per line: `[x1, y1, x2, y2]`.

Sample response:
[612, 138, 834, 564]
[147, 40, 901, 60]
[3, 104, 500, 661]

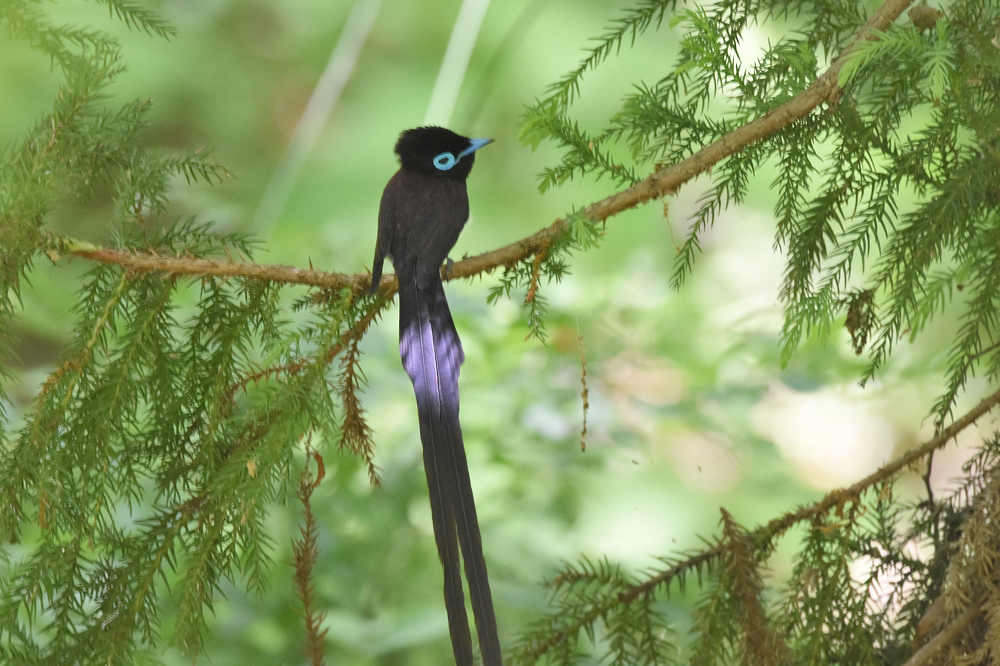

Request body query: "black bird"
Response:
[370, 126, 500, 666]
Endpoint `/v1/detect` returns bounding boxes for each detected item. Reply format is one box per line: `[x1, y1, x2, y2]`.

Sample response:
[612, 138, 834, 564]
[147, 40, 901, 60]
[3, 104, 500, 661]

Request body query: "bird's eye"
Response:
[433, 152, 457, 170]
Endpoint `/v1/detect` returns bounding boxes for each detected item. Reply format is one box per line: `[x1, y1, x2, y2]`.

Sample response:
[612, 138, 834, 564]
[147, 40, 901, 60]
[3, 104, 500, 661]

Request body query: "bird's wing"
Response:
[371, 172, 402, 294]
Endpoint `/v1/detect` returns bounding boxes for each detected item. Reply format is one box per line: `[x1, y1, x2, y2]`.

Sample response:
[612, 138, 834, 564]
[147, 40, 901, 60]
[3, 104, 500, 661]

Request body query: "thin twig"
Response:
[577, 327, 588, 452]
[294, 441, 329, 666]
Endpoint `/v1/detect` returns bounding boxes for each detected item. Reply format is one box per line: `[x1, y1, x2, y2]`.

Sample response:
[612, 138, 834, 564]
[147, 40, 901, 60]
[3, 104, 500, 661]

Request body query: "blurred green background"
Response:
[0, 0, 980, 663]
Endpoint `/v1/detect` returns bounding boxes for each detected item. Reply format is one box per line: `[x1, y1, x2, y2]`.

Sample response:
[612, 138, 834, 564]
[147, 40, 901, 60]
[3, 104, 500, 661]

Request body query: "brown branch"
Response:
[337, 331, 381, 486]
[49, 2, 911, 299]
[294, 444, 329, 666]
[902, 601, 982, 666]
[525, 249, 545, 303]
[719, 509, 791, 666]
[52, 236, 371, 293]
[448, 0, 914, 282]
[757, 385, 1000, 542]
[523, 384, 1000, 662]
[577, 331, 589, 452]
[653, 384, 1000, 597]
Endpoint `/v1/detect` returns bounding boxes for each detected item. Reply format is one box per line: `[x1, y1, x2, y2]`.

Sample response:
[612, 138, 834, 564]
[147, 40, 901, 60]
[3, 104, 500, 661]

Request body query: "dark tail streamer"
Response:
[397, 264, 502, 666]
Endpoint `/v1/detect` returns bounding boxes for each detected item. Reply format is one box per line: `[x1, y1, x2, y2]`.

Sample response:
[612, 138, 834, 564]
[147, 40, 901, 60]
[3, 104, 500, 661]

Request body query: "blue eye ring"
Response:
[433, 151, 457, 170]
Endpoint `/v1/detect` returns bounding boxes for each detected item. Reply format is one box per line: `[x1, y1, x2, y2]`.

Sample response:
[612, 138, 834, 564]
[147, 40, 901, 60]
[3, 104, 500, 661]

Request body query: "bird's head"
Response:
[394, 126, 493, 180]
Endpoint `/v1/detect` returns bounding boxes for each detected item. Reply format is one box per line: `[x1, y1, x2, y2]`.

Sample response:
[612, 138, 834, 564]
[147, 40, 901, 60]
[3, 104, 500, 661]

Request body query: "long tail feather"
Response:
[397, 266, 502, 666]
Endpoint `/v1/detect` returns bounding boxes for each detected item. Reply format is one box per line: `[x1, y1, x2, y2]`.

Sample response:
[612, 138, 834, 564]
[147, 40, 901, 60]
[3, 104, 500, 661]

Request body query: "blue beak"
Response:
[459, 137, 494, 159]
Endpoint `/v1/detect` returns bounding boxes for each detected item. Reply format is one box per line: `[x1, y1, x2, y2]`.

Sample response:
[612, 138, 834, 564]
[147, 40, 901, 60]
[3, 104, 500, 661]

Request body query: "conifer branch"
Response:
[48, 0, 912, 306]
[230, 295, 390, 399]
[459, 6, 916, 287]
[336, 332, 380, 486]
[759, 385, 1000, 542]
[903, 601, 982, 666]
[293, 444, 329, 666]
[518, 384, 1000, 663]
[719, 509, 789, 666]
[49, 235, 368, 293]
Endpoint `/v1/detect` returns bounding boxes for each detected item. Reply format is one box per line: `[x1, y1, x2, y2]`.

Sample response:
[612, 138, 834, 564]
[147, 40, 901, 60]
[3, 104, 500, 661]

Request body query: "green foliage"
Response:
[523, 0, 1000, 426]
[511, 0, 1000, 662]
[5, 0, 1000, 664]
[0, 4, 362, 663]
[0, 0, 225, 419]
[513, 556, 678, 666]
[0, 217, 360, 661]
[513, 455, 1000, 666]
[486, 211, 602, 342]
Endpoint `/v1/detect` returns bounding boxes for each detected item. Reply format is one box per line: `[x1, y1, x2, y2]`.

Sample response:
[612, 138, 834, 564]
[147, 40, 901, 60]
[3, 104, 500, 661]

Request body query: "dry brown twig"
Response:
[293, 441, 329, 666]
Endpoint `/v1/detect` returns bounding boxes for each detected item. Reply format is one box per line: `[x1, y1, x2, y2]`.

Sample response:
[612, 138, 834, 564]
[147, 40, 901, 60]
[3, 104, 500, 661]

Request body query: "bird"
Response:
[370, 126, 500, 666]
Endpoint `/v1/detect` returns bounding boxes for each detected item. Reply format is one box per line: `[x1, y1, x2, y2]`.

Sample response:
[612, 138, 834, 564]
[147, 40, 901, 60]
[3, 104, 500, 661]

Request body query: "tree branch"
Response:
[49, 235, 370, 293]
[420, 0, 915, 284]
[48, 1, 912, 299]
[902, 601, 982, 666]
[655, 384, 1000, 598]
[520, 384, 1000, 662]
